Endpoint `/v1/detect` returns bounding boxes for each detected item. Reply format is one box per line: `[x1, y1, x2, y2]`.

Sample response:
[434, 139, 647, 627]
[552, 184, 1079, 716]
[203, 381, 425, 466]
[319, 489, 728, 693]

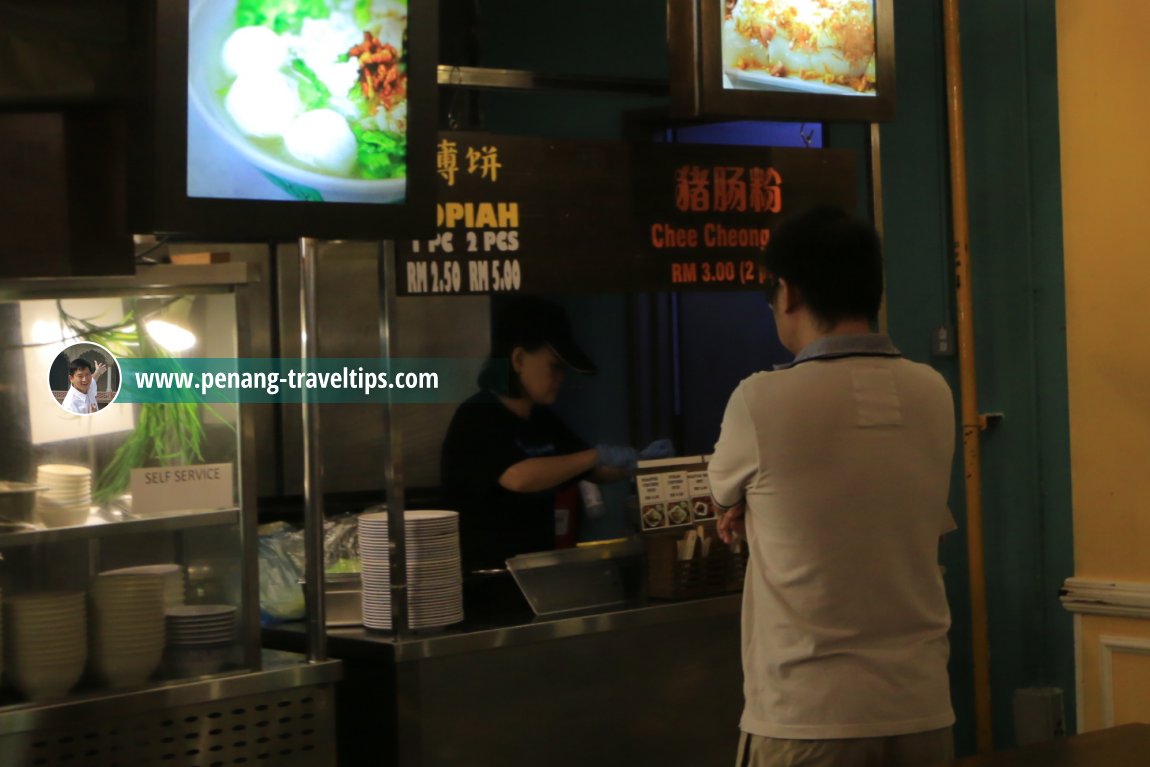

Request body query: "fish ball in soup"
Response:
[284, 109, 358, 175]
[225, 71, 303, 139]
[222, 26, 290, 77]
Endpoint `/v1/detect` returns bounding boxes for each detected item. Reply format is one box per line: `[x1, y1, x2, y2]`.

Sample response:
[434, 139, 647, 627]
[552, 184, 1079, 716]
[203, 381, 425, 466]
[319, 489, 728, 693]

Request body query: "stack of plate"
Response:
[165, 604, 237, 677]
[91, 573, 165, 688]
[358, 509, 463, 631]
[3, 592, 87, 700]
[102, 565, 186, 609]
[36, 464, 92, 528]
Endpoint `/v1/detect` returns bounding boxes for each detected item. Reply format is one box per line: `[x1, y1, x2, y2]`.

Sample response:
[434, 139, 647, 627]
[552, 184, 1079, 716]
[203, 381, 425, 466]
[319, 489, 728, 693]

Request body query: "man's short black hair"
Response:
[68, 358, 94, 377]
[764, 205, 884, 326]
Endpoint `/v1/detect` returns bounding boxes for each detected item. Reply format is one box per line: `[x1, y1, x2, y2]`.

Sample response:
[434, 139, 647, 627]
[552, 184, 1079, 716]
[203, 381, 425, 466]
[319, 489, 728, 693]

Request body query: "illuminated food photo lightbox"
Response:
[670, 0, 895, 122]
[132, 0, 437, 240]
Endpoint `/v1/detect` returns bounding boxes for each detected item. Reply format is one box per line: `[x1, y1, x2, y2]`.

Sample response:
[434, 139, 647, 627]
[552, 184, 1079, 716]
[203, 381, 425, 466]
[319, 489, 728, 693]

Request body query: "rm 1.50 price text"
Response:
[405, 259, 523, 294]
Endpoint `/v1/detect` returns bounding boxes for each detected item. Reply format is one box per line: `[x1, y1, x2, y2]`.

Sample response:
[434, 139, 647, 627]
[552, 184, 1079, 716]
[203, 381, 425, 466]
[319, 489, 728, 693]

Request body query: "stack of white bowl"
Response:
[3, 592, 87, 700]
[165, 605, 237, 677]
[358, 510, 463, 631]
[36, 464, 92, 528]
[102, 565, 186, 608]
[90, 573, 165, 688]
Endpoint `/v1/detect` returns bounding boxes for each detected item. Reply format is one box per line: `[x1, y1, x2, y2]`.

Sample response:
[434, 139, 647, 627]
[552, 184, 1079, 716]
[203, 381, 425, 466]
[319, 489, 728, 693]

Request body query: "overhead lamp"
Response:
[145, 319, 197, 353]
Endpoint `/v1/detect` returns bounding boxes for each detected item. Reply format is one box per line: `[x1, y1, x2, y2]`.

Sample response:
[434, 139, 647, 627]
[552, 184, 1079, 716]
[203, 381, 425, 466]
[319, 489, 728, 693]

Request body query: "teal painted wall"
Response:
[462, 0, 1075, 754]
[881, 0, 1074, 749]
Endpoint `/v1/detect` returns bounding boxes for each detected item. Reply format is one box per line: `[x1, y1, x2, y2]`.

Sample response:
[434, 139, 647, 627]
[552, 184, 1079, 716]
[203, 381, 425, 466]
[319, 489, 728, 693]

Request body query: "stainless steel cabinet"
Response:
[0, 265, 339, 765]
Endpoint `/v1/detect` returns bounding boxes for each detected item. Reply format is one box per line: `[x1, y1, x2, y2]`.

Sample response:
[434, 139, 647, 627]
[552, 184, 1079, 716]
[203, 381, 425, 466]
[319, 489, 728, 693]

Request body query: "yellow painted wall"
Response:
[1057, 0, 1150, 732]
[1056, 1, 1150, 582]
[1075, 616, 1150, 731]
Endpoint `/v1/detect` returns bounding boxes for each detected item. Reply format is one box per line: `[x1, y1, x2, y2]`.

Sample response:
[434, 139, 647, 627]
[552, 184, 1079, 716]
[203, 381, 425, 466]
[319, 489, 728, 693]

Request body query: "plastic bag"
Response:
[324, 513, 361, 573]
[257, 521, 305, 625]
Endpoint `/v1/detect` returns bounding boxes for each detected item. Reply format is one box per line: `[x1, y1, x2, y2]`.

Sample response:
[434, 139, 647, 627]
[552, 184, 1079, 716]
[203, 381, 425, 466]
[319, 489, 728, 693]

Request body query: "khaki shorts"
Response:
[735, 728, 954, 767]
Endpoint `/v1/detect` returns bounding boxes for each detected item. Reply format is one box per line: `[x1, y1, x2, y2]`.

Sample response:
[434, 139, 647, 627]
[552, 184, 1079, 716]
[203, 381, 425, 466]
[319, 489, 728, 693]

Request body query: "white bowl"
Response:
[36, 504, 90, 528]
[36, 464, 92, 478]
[10, 659, 85, 700]
[166, 644, 231, 677]
[95, 657, 162, 689]
[165, 604, 236, 619]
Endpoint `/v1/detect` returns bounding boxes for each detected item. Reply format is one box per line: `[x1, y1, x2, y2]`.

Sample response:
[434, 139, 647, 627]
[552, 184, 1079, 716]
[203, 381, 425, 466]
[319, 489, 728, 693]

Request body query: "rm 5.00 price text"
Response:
[405, 259, 523, 294]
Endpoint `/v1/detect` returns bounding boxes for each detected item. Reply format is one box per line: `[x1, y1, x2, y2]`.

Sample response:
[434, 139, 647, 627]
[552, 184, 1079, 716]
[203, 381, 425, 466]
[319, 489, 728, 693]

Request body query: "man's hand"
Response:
[715, 499, 746, 544]
[93, 362, 107, 380]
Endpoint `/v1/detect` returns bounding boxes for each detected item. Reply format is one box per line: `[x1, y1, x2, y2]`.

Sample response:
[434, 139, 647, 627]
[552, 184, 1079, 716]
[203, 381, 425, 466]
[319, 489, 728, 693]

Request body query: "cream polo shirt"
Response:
[708, 334, 956, 740]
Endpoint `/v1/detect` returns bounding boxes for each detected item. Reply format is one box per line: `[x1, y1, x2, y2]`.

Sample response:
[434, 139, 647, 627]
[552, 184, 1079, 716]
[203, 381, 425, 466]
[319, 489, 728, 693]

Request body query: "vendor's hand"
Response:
[595, 444, 638, 472]
[716, 500, 746, 544]
[638, 438, 674, 460]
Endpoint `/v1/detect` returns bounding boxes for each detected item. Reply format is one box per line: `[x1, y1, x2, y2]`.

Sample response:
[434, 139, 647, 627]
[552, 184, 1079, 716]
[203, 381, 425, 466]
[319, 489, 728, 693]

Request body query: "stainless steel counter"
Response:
[263, 594, 745, 767]
[268, 592, 742, 662]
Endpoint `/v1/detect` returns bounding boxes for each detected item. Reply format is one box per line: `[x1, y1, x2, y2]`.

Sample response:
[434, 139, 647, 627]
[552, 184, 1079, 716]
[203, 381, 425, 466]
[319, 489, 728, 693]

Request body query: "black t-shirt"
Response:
[441, 390, 590, 570]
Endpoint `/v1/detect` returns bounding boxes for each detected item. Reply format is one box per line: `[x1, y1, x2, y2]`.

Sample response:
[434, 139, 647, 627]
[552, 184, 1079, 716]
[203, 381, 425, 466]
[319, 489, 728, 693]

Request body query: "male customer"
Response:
[708, 206, 957, 767]
[60, 357, 107, 415]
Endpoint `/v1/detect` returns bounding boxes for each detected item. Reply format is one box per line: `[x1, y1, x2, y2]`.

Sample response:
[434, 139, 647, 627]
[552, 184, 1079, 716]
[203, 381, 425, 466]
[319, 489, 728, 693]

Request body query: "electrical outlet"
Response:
[931, 325, 955, 357]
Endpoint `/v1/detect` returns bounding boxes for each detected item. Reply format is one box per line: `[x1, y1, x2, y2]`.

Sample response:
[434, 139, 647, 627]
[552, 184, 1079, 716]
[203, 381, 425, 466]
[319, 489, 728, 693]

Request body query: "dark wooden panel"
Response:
[949, 725, 1150, 767]
[0, 109, 132, 278]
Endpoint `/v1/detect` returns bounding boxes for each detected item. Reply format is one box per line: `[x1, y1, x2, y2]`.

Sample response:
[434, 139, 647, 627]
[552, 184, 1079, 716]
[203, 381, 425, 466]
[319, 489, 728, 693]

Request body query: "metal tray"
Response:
[505, 537, 644, 616]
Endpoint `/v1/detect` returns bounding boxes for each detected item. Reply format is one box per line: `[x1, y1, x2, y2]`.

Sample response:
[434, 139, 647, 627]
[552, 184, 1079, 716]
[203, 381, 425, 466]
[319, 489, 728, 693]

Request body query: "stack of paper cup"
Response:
[90, 573, 165, 688]
[36, 464, 92, 528]
[3, 592, 87, 700]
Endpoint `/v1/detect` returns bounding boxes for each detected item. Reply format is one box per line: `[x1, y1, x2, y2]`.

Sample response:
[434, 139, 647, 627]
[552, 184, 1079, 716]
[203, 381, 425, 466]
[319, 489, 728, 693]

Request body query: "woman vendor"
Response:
[441, 296, 670, 570]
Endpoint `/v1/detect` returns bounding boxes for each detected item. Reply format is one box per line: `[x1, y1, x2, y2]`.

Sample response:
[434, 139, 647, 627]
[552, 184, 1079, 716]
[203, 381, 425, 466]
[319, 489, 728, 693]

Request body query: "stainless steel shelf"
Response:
[436, 64, 669, 96]
[0, 649, 342, 736]
[0, 263, 258, 300]
[0, 508, 240, 548]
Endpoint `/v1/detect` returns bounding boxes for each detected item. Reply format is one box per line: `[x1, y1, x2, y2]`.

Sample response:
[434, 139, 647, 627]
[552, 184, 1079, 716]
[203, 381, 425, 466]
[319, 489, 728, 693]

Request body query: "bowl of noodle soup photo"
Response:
[188, 0, 409, 203]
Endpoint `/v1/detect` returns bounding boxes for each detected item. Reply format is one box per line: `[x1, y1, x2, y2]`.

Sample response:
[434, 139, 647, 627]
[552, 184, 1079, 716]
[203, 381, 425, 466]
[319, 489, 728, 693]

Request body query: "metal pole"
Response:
[942, 0, 993, 752]
[299, 237, 327, 661]
[378, 241, 408, 635]
[870, 122, 889, 333]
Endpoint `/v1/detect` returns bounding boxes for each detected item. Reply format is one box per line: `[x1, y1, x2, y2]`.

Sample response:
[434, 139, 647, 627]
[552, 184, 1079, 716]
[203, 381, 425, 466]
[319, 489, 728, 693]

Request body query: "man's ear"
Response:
[778, 278, 802, 313]
[510, 346, 526, 373]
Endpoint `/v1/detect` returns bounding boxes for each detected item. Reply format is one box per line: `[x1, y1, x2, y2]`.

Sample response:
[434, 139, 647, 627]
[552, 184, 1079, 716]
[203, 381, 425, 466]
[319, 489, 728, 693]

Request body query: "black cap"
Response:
[492, 296, 597, 374]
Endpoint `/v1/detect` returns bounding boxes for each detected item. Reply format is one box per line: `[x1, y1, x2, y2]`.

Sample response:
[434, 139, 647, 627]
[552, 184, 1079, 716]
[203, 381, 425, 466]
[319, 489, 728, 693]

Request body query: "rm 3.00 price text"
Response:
[404, 259, 523, 294]
[670, 259, 766, 286]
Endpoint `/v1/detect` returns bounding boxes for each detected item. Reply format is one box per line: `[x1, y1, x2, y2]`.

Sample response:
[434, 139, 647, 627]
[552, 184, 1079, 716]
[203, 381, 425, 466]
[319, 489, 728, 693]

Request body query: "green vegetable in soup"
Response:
[236, 0, 332, 34]
[290, 58, 333, 109]
[353, 126, 406, 179]
[354, 0, 373, 28]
